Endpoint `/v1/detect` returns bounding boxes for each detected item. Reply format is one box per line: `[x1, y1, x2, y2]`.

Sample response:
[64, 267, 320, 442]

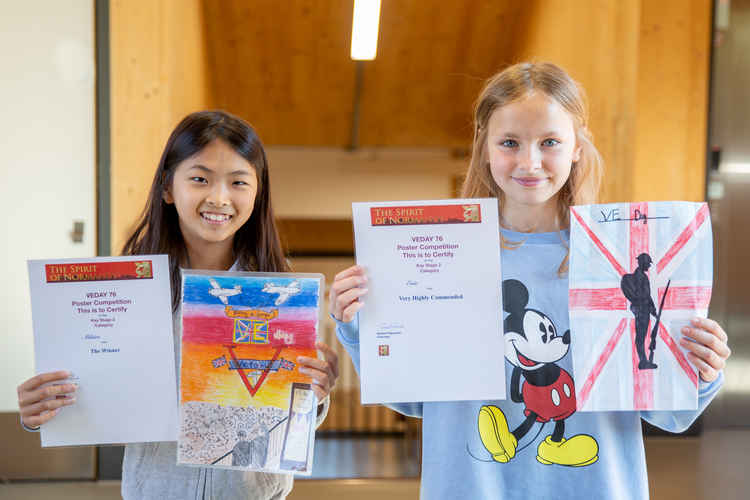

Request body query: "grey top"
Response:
[121, 268, 329, 500]
[23, 262, 328, 499]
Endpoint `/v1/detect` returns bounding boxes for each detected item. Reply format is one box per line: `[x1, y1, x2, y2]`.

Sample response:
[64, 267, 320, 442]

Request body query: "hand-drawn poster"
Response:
[179, 271, 323, 474]
[569, 202, 712, 411]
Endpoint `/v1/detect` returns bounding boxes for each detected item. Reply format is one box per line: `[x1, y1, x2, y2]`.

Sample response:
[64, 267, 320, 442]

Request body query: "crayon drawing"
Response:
[178, 271, 322, 474]
[569, 202, 712, 411]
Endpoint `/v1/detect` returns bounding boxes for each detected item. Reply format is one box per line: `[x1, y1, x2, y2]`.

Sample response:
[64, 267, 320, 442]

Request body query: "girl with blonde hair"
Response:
[330, 62, 729, 499]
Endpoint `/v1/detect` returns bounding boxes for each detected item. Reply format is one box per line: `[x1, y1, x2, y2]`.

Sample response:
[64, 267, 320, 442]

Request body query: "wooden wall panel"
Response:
[201, 0, 356, 146]
[476, 1, 642, 204]
[633, 0, 712, 202]
[110, 0, 209, 252]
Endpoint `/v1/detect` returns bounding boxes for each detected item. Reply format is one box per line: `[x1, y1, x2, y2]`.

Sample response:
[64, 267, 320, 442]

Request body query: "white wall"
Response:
[0, 1, 96, 411]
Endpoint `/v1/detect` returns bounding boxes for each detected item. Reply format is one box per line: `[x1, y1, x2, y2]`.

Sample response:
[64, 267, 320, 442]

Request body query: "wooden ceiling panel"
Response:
[202, 0, 356, 145]
[358, 1, 536, 147]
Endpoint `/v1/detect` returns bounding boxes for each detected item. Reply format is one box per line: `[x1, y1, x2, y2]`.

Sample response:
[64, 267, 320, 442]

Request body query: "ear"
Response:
[502, 279, 529, 314]
[162, 187, 174, 204]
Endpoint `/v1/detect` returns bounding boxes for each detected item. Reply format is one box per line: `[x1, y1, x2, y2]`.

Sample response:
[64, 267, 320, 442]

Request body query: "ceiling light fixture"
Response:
[350, 0, 381, 61]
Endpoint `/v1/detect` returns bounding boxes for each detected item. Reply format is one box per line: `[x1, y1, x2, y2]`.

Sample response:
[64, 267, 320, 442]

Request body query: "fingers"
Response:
[17, 371, 71, 395]
[298, 364, 333, 399]
[338, 300, 365, 323]
[298, 343, 339, 400]
[18, 379, 77, 429]
[22, 410, 59, 429]
[311, 384, 327, 403]
[329, 266, 368, 321]
[315, 341, 340, 379]
[20, 394, 76, 421]
[332, 265, 366, 283]
[680, 317, 731, 382]
[18, 382, 77, 409]
[686, 352, 720, 383]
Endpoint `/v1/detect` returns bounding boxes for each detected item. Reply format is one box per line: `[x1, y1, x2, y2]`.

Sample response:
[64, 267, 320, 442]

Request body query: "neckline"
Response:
[500, 227, 569, 244]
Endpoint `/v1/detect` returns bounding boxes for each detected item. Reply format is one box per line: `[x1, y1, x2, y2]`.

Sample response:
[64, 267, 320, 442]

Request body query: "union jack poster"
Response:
[569, 201, 712, 411]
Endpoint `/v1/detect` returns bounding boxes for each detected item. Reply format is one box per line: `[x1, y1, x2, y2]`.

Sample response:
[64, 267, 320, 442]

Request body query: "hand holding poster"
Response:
[179, 271, 323, 474]
[569, 201, 712, 411]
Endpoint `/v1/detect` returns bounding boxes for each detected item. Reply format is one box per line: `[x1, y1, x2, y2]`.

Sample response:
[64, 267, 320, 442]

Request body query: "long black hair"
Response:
[122, 110, 289, 309]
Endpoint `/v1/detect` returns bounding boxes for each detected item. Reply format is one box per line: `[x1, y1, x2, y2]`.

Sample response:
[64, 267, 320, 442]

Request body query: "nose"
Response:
[207, 181, 231, 207]
[519, 144, 542, 171]
[562, 330, 571, 345]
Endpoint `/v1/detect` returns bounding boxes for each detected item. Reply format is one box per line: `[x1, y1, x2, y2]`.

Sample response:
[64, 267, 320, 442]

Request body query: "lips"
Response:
[513, 177, 546, 187]
[201, 212, 233, 224]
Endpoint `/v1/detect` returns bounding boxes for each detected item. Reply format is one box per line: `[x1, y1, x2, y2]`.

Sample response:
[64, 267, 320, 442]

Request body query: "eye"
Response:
[548, 324, 555, 334]
[190, 176, 207, 184]
[539, 321, 548, 343]
[541, 138, 560, 147]
[233, 180, 249, 186]
[500, 139, 518, 148]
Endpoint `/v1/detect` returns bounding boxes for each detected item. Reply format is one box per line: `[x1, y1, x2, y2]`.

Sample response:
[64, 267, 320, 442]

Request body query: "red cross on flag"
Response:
[569, 202, 712, 411]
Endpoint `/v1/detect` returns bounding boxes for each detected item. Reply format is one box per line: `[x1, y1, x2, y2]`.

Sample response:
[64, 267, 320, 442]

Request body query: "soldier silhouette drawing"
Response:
[621, 253, 659, 370]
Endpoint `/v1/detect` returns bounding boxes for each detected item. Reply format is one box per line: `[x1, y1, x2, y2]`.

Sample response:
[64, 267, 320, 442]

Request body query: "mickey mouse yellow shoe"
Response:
[478, 405, 517, 463]
[536, 435, 598, 467]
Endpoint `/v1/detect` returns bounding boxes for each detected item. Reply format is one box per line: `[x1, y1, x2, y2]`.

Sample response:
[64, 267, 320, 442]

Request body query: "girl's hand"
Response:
[17, 371, 77, 429]
[329, 265, 368, 322]
[680, 317, 731, 383]
[297, 342, 340, 402]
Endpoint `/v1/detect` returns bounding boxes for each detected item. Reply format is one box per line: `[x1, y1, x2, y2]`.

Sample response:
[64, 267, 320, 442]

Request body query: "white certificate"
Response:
[27, 255, 177, 446]
[352, 199, 505, 404]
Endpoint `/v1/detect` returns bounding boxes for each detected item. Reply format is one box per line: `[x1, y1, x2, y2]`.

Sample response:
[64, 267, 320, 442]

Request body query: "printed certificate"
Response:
[178, 271, 323, 475]
[352, 199, 505, 404]
[27, 255, 177, 447]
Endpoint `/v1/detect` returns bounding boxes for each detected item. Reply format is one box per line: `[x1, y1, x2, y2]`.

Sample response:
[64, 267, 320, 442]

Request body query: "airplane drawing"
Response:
[262, 281, 301, 306]
[208, 278, 242, 305]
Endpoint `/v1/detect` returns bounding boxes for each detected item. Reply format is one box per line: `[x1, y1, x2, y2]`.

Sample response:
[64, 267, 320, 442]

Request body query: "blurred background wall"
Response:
[106, 0, 715, 437]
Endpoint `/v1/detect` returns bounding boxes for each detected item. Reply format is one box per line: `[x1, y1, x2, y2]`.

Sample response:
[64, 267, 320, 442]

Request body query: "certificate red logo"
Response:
[45, 260, 153, 283]
[370, 204, 481, 226]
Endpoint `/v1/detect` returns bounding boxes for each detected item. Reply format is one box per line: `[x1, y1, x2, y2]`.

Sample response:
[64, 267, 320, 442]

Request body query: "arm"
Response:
[510, 367, 523, 403]
[641, 317, 730, 432]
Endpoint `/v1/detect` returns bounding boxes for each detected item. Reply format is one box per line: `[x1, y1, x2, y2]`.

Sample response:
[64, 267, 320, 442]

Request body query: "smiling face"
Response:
[504, 309, 570, 371]
[163, 139, 258, 261]
[486, 92, 581, 220]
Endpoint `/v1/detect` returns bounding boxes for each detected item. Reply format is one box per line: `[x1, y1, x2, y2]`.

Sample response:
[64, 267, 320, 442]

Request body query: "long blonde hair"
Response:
[461, 62, 604, 273]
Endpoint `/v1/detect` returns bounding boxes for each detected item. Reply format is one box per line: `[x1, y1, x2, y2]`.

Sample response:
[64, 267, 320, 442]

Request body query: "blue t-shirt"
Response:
[336, 228, 722, 500]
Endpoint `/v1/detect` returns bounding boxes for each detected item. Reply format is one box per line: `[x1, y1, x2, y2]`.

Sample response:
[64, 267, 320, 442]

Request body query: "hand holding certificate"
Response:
[351, 199, 505, 404]
[26, 255, 177, 446]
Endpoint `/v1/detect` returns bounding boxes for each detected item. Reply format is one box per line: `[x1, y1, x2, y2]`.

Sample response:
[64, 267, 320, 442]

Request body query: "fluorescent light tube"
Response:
[351, 0, 381, 60]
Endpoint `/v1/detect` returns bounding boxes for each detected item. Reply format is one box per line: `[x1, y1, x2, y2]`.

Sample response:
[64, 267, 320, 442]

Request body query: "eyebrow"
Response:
[187, 164, 253, 176]
[499, 131, 562, 138]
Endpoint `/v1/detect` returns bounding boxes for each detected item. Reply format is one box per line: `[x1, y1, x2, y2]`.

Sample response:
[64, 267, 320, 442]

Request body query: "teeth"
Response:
[202, 213, 231, 222]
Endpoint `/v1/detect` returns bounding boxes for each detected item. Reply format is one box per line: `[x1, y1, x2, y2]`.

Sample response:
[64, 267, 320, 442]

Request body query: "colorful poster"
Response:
[27, 255, 177, 447]
[352, 198, 505, 404]
[179, 271, 323, 474]
[569, 202, 712, 411]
